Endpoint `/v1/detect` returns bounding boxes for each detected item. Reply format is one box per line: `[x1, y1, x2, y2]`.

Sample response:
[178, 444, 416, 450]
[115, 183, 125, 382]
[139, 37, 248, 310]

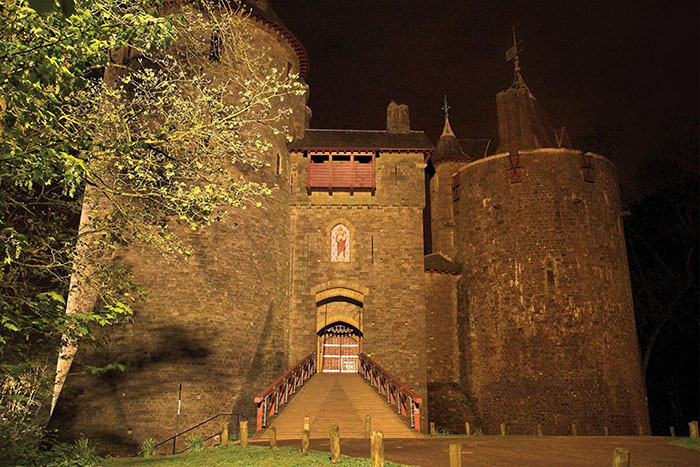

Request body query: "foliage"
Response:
[1, 0, 303, 460]
[105, 445, 415, 466]
[142, 438, 156, 458]
[39, 437, 103, 467]
[185, 434, 204, 453]
[0, 363, 50, 464]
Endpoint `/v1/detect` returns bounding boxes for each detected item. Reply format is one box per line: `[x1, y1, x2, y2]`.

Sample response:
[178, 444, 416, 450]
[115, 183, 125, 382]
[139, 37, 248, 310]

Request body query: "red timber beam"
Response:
[358, 353, 422, 432]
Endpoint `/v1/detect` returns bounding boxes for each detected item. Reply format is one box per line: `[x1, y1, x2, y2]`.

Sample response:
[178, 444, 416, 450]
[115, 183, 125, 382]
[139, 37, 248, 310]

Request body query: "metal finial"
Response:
[442, 95, 450, 118]
[505, 27, 529, 91]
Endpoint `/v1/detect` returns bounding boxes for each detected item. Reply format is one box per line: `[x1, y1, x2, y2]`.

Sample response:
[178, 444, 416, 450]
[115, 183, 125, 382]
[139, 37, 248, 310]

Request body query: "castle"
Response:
[53, 0, 650, 453]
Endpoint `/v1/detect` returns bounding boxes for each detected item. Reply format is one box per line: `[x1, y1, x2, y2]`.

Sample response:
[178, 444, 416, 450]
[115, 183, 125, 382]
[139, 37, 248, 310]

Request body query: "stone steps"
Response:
[252, 373, 421, 440]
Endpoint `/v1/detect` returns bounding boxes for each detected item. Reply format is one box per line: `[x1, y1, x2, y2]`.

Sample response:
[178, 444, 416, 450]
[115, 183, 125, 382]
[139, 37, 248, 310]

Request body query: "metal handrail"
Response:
[135, 412, 239, 457]
[358, 353, 422, 432]
[254, 352, 317, 431]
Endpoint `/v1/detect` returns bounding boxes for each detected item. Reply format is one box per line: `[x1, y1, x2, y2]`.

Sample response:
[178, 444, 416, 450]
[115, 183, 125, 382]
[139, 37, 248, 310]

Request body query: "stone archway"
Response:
[312, 282, 366, 372]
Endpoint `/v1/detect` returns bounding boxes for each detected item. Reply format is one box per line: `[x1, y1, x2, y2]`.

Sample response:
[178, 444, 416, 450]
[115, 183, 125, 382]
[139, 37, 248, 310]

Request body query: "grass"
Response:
[670, 438, 700, 451]
[104, 445, 415, 466]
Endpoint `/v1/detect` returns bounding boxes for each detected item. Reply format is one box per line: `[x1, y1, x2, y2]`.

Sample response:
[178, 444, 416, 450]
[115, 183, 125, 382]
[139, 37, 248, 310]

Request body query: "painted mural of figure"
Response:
[331, 224, 350, 262]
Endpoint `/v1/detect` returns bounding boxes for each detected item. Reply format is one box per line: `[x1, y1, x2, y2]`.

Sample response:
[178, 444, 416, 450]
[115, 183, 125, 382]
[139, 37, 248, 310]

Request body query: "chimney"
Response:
[386, 100, 410, 133]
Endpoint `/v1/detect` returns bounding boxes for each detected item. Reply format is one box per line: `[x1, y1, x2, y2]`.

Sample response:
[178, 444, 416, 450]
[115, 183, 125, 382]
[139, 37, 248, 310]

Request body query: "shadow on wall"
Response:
[49, 323, 214, 450]
[230, 300, 285, 425]
[428, 382, 481, 434]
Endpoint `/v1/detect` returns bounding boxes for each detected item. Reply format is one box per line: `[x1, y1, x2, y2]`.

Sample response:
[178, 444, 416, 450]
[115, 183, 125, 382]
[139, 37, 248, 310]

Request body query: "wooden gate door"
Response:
[322, 334, 359, 373]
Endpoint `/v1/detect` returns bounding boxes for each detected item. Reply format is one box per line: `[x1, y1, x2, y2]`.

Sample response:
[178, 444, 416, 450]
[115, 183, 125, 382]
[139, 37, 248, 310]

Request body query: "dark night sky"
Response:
[274, 0, 698, 200]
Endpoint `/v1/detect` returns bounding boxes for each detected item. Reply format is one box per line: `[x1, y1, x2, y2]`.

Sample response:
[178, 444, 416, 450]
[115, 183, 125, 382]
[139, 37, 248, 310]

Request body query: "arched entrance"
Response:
[318, 322, 362, 373]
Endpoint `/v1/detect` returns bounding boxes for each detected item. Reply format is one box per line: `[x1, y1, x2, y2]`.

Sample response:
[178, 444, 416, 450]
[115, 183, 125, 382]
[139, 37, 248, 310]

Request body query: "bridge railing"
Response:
[358, 353, 422, 432]
[253, 352, 317, 431]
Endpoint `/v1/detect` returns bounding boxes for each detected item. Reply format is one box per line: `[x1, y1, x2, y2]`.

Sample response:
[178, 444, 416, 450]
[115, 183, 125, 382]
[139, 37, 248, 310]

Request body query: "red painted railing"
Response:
[253, 352, 317, 431]
[358, 353, 422, 432]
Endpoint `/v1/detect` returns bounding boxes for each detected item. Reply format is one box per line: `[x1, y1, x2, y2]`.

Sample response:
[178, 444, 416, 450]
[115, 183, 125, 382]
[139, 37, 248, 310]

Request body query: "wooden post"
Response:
[638, 424, 644, 436]
[304, 415, 310, 431]
[430, 422, 435, 435]
[670, 426, 676, 437]
[612, 447, 630, 467]
[571, 423, 577, 436]
[365, 415, 372, 438]
[371, 431, 384, 467]
[301, 429, 310, 454]
[240, 421, 248, 449]
[220, 420, 229, 446]
[330, 425, 341, 464]
[537, 424, 543, 437]
[690, 421, 699, 439]
[449, 443, 462, 467]
[465, 422, 471, 437]
[603, 426, 609, 436]
[269, 426, 277, 449]
[500, 423, 506, 436]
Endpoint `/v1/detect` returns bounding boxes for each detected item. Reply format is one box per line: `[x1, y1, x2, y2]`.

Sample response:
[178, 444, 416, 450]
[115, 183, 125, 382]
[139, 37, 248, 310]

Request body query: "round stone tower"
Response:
[448, 75, 649, 435]
[52, 2, 308, 455]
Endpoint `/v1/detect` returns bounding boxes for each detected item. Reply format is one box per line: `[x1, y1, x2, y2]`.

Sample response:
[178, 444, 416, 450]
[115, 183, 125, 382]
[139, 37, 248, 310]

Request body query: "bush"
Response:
[39, 437, 103, 467]
[185, 434, 204, 453]
[142, 438, 156, 458]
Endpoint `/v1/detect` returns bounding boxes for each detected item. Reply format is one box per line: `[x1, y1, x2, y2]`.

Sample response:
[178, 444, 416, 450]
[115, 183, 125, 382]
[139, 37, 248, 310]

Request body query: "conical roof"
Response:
[431, 115, 471, 164]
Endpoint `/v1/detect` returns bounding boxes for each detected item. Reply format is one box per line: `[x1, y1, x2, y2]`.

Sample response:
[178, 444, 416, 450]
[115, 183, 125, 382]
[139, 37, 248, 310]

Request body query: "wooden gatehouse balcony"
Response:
[306, 152, 376, 194]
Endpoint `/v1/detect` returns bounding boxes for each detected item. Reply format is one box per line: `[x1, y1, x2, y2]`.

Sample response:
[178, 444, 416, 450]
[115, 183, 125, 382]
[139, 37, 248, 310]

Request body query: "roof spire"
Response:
[506, 27, 531, 93]
[441, 94, 455, 137]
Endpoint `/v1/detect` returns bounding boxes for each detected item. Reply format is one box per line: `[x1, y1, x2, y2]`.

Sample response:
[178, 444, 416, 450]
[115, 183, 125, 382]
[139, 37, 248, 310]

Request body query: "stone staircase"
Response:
[253, 373, 422, 440]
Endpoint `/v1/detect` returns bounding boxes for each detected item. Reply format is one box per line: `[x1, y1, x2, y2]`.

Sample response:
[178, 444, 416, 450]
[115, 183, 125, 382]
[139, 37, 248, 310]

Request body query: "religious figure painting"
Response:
[331, 224, 350, 262]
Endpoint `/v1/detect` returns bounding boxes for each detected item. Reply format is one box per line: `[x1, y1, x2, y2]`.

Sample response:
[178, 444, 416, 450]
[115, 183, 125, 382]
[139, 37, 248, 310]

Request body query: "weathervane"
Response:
[442, 94, 450, 118]
[505, 27, 529, 90]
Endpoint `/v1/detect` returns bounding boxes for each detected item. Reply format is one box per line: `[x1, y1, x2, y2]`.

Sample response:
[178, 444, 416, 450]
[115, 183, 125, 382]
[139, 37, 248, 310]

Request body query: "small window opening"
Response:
[276, 153, 282, 175]
[286, 61, 292, 75]
[371, 236, 374, 264]
[545, 258, 556, 288]
[311, 155, 329, 163]
[209, 32, 222, 62]
[334, 155, 351, 163]
[356, 155, 372, 164]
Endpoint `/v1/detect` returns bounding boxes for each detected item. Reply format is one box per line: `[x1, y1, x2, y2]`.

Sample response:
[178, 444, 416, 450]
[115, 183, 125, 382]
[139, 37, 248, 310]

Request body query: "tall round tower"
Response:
[449, 73, 649, 435]
[52, 2, 308, 455]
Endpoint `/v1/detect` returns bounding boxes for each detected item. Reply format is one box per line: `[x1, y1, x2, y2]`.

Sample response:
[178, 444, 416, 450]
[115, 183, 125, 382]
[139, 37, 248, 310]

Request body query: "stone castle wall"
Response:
[288, 150, 429, 427]
[449, 148, 649, 435]
[53, 10, 304, 455]
[429, 161, 465, 260]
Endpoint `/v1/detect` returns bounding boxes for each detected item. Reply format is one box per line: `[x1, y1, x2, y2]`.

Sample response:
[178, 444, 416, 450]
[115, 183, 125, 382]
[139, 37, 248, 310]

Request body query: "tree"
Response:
[0, 0, 304, 457]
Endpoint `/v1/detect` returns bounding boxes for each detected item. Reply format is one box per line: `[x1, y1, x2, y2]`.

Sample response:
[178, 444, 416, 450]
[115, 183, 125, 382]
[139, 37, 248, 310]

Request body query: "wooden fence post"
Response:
[612, 447, 630, 467]
[371, 431, 384, 467]
[301, 429, 310, 454]
[365, 415, 372, 438]
[571, 423, 577, 436]
[638, 424, 645, 436]
[603, 426, 609, 436]
[269, 426, 277, 449]
[220, 420, 229, 446]
[465, 422, 471, 436]
[449, 443, 462, 467]
[430, 422, 435, 435]
[670, 426, 675, 437]
[690, 421, 699, 439]
[304, 415, 310, 432]
[330, 425, 341, 464]
[240, 421, 248, 449]
[500, 423, 506, 436]
[536, 424, 542, 437]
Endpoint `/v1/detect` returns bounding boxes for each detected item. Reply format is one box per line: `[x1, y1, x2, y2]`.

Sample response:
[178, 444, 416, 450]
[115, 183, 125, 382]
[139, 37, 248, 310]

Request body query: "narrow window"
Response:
[276, 153, 282, 175]
[286, 61, 292, 75]
[209, 31, 221, 62]
[451, 173, 461, 202]
[371, 236, 374, 264]
[545, 258, 556, 288]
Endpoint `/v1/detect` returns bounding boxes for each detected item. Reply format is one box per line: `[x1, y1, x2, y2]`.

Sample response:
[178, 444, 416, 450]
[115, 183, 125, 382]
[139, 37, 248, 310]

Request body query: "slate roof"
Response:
[289, 129, 434, 152]
[459, 138, 493, 159]
[424, 253, 462, 275]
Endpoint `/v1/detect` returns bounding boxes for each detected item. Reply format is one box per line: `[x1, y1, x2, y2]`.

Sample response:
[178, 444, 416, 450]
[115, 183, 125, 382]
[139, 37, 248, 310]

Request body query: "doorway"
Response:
[318, 322, 362, 373]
